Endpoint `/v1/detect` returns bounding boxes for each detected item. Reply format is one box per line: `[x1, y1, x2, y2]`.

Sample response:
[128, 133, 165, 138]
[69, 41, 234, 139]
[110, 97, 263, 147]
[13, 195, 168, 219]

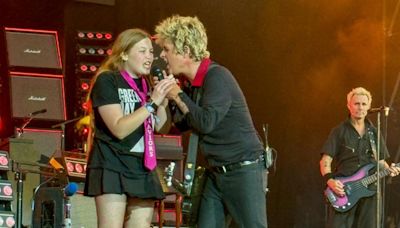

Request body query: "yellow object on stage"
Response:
[75, 115, 90, 129]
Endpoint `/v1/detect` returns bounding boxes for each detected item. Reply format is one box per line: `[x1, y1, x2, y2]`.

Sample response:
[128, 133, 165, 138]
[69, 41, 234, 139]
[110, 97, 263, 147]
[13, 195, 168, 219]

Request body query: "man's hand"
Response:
[388, 163, 400, 177]
[327, 179, 345, 197]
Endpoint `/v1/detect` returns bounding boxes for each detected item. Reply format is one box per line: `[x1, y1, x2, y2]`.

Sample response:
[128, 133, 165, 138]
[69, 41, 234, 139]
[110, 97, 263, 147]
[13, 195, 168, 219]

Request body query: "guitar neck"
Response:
[362, 163, 400, 186]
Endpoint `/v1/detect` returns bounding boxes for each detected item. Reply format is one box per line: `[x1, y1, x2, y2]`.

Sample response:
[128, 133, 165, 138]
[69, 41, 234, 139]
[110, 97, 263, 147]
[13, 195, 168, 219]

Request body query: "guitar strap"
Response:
[367, 129, 378, 161]
[182, 87, 201, 195]
[183, 64, 216, 195]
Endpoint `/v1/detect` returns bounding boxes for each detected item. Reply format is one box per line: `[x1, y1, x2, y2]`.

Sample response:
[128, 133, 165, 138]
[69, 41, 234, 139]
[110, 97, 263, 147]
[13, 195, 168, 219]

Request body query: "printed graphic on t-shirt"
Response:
[118, 88, 141, 115]
[118, 88, 145, 152]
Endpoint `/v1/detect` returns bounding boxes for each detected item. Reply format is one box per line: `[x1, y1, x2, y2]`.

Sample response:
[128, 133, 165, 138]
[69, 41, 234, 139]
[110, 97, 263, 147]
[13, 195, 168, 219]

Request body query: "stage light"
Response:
[63, 153, 87, 182]
[87, 48, 96, 55]
[77, 32, 85, 39]
[0, 151, 10, 170]
[78, 63, 99, 73]
[106, 48, 112, 55]
[86, 32, 94, 39]
[82, 127, 89, 135]
[97, 48, 105, 55]
[76, 45, 111, 57]
[81, 102, 90, 110]
[79, 64, 88, 72]
[78, 47, 86, 54]
[0, 180, 13, 201]
[80, 81, 90, 91]
[76, 31, 114, 41]
[105, 33, 112, 40]
[0, 212, 15, 228]
[75, 163, 84, 173]
[89, 65, 97, 72]
[95, 33, 103, 39]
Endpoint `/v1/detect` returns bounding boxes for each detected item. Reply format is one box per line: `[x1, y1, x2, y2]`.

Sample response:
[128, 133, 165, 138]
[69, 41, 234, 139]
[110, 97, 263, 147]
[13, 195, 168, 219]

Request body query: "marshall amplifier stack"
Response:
[4, 27, 67, 122]
[3, 27, 66, 227]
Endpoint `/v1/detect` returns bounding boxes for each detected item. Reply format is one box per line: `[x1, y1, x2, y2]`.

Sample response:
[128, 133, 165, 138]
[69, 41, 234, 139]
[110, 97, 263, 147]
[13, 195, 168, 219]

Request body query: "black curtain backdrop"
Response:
[1, 0, 400, 227]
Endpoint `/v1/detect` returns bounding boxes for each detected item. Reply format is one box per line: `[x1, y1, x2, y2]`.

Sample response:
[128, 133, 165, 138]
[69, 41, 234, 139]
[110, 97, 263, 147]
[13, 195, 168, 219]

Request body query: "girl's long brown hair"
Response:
[84, 29, 152, 155]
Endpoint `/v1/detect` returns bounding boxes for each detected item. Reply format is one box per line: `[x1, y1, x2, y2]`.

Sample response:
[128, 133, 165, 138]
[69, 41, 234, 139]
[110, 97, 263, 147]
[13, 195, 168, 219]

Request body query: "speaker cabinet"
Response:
[8, 129, 62, 226]
[13, 128, 63, 160]
[10, 73, 66, 121]
[5, 28, 62, 70]
[32, 187, 97, 228]
[32, 187, 64, 228]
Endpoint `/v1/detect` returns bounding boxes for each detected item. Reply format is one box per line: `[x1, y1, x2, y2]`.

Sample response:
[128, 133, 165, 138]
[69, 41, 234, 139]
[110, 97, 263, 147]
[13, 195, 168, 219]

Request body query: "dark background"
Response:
[1, 0, 400, 227]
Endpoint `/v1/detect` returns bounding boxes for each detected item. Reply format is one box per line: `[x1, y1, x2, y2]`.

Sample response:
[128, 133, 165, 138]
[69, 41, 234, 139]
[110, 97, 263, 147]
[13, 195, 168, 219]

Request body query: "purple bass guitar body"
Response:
[324, 163, 399, 212]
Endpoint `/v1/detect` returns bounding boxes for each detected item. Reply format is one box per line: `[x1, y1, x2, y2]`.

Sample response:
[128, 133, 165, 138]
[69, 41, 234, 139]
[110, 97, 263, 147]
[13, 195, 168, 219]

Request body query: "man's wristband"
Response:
[323, 173, 335, 182]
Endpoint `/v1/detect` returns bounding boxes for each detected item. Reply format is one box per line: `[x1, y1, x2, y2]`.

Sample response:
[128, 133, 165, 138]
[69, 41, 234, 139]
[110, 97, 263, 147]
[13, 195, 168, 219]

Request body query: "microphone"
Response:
[64, 182, 78, 197]
[151, 66, 164, 80]
[368, 106, 391, 116]
[28, 108, 47, 117]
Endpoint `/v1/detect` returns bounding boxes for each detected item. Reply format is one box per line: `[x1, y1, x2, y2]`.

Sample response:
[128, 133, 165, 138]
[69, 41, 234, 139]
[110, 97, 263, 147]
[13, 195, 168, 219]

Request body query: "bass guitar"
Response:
[325, 162, 400, 213]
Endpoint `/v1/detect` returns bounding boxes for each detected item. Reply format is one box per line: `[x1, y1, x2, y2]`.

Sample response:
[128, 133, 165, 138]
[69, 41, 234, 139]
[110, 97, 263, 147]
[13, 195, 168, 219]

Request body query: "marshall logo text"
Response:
[28, 96, 46, 101]
[24, 49, 42, 54]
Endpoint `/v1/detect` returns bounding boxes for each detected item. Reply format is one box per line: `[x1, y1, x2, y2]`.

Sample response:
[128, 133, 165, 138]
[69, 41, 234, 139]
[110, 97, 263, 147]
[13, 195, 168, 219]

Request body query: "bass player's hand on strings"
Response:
[327, 179, 345, 197]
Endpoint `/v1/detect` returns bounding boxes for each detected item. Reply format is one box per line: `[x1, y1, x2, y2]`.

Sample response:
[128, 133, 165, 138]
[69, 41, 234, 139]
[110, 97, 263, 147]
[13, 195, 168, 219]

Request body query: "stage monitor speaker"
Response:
[32, 187, 97, 228]
[8, 129, 62, 227]
[5, 28, 62, 70]
[10, 73, 66, 121]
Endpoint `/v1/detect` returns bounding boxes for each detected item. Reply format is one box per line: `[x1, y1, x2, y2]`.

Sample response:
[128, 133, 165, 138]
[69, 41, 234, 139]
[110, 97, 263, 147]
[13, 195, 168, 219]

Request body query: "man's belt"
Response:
[210, 156, 264, 174]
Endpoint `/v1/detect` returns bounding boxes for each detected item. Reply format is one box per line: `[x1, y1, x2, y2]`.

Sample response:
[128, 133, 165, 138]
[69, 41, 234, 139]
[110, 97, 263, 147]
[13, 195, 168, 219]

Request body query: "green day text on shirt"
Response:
[118, 88, 141, 115]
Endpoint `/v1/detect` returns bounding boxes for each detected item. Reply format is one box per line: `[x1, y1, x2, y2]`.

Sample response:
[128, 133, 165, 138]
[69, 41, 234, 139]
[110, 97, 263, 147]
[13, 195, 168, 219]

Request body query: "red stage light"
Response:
[89, 65, 97, 72]
[86, 32, 94, 39]
[63, 153, 88, 181]
[81, 82, 90, 91]
[66, 162, 74, 173]
[82, 102, 89, 110]
[0, 151, 10, 170]
[106, 48, 112, 55]
[105, 33, 112, 40]
[0, 181, 13, 201]
[82, 127, 89, 135]
[80, 64, 88, 72]
[96, 33, 103, 39]
[3, 186, 12, 196]
[0, 156, 8, 166]
[75, 163, 83, 173]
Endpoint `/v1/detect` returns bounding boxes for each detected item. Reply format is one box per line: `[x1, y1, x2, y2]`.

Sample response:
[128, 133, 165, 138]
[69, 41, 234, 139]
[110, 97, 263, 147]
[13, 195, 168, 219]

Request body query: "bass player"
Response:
[319, 87, 400, 228]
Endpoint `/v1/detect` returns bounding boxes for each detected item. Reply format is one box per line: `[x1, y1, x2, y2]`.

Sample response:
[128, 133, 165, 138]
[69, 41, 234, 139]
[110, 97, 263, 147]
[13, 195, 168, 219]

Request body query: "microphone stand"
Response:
[373, 107, 391, 228]
[15, 116, 34, 138]
[63, 196, 72, 228]
[51, 117, 82, 152]
[376, 112, 382, 228]
[12, 160, 57, 228]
